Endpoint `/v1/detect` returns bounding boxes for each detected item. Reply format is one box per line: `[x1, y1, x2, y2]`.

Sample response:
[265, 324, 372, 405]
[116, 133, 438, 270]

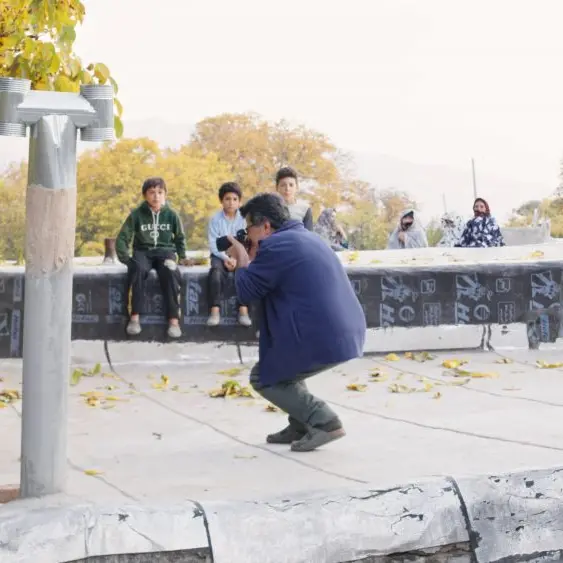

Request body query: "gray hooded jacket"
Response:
[386, 208, 428, 250]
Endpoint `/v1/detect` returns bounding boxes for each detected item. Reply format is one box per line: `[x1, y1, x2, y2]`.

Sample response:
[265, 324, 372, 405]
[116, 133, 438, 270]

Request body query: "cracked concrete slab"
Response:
[456, 467, 563, 562]
[201, 478, 468, 563]
[0, 499, 209, 563]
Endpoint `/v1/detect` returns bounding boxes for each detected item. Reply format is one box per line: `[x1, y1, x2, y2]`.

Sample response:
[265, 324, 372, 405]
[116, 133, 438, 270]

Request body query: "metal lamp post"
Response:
[0, 77, 114, 497]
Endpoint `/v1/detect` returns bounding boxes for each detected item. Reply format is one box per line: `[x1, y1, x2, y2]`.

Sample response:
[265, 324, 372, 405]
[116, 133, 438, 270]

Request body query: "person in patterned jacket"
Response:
[457, 198, 505, 248]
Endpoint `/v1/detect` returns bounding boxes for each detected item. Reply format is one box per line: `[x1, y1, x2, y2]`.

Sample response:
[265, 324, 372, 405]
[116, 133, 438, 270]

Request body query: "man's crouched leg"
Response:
[249, 363, 345, 451]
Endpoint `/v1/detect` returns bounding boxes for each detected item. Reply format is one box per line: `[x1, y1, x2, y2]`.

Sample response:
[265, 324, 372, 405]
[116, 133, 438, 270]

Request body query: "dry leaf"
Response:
[528, 250, 545, 259]
[404, 352, 414, 360]
[217, 367, 245, 376]
[495, 357, 514, 364]
[346, 383, 367, 392]
[442, 359, 468, 369]
[264, 403, 279, 412]
[453, 368, 498, 378]
[370, 371, 389, 383]
[234, 454, 258, 460]
[433, 392, 442, 400]
[84, 469, 103, 476]
[385, 353, 400, 362]
[105, 385, 117, 391]
[171, 385, 180, 391]
[0, 402, 6, 409]
[347, 251, 360, 263]
[209, 380, 253, 399]
[388, 383, 417, 393]
[536, 360, 563, 369]
[91, 363, 102, 376]
[85, 396, 99, 407]
[70, 369, 82, 386]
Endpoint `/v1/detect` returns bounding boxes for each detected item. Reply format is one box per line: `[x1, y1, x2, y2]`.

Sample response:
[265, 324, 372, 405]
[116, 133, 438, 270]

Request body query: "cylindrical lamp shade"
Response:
[79, 84, 114, 142]
[0, 77, 31, 137]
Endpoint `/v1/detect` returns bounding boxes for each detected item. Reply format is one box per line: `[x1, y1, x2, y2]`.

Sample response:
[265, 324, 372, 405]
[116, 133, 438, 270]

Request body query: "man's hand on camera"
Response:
[224, 257, 237, 271]
[227, 235, 250, 269]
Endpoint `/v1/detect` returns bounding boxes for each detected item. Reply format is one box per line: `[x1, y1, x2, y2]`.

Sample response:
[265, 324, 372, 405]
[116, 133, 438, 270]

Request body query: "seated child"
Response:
[275, 166, 313, 230]
[116, 177, 189, 338]
[207, 182, 252, 327]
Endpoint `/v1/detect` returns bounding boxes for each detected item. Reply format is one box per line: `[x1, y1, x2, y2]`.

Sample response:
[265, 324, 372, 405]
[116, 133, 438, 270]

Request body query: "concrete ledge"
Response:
[201, 479, 467, 563]
[2, 467, 563, 562]
[0, 500, 209, 563]
[457, 466, 563, 562]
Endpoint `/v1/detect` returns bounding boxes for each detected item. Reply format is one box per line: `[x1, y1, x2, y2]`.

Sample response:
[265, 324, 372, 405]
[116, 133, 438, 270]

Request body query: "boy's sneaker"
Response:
[238, 313, 252, 327]
[207, 312, 220, 327]
[290, 419, 346, 452]
[126, 319, 142, 336]
[167, 324, 182, 339]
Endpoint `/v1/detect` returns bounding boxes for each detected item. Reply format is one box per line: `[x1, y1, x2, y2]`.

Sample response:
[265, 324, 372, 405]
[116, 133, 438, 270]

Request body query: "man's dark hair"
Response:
[218, 182, 242, 201]
[275, 166, 298, 186]
[240, 193, 290, 230]
[142, 177, 166, 195]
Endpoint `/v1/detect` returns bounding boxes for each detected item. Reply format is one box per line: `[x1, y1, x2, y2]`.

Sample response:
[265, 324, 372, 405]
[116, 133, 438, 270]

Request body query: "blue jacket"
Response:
[235, 220, 366, 385]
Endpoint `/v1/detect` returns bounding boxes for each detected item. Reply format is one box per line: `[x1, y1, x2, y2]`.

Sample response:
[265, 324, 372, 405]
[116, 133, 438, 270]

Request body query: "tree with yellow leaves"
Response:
[0, 0, 123, 135]
[75, 139, 231, 255]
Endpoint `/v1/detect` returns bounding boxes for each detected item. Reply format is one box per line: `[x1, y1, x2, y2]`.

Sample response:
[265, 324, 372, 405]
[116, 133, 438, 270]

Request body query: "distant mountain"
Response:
[1, 118, 551, 224]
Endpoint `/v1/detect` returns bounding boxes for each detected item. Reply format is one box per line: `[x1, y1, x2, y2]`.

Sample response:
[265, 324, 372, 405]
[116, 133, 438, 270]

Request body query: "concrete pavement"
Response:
[2, 342, 563, 561]
[2, 343, 563, 501]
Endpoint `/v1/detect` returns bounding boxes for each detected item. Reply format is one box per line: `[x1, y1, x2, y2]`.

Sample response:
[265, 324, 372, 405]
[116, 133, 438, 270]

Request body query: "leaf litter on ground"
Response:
[0, 389, 20, 407]
[536, 360, 563, 369]
[208, 379, 253, 398]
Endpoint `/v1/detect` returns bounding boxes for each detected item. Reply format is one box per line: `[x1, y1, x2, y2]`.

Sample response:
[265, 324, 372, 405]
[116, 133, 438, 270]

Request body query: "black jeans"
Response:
[208, 255, 246, 309]
[127, 249, 181, 319]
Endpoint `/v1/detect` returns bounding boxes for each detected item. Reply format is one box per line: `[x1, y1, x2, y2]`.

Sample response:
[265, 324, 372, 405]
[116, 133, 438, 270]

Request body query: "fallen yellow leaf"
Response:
[495, 357, 514, 364]
[388, 383, 417, 393]
[369, 371, 389, 383]
[347, 251, 360, 263]
[385, 353, 400, 362]
[536, 360, 563, 369]
[85, 396, 99, 407]
[70, 369, 82, 386]
[264, 403, 279, 412]
[433, 392, 442, 400]
[453, 368, 498, 378]
[84, 469, 103, 476]
[404, 352, 414, 360]
[208, 380, 254, 399]
[217, 367, 245, 376]
[442, 359, 468, 369]
[346, 383, 368, 392]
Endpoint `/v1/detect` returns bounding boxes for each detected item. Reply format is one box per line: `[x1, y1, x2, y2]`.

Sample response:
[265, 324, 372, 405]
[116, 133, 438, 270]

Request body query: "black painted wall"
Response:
[0, 261, 561, 358]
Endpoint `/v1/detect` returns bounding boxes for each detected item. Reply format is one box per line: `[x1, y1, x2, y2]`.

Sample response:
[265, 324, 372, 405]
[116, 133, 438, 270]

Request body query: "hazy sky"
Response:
[76, 0, 563, 192]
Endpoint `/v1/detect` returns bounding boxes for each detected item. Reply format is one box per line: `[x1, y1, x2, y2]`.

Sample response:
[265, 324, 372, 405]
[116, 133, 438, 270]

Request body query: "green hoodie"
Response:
[116, 202, 186, 264]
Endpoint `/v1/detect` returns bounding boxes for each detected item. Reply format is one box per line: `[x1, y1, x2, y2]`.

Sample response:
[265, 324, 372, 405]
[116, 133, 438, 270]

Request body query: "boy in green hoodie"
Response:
[116, 177, 190, 338]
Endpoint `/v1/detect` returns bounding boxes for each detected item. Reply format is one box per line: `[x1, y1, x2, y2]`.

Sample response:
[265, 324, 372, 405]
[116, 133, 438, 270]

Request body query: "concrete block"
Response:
[202, 478, 468, 563]
[457, 466, 563, 562]
[0, 499, 209, 563]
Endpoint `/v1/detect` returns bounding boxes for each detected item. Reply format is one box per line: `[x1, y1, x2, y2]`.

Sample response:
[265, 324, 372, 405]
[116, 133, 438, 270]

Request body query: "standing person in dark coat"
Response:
[226, 193, 366, 452]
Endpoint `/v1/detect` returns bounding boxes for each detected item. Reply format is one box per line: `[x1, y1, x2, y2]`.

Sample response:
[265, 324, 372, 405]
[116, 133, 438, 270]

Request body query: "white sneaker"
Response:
[238, 313, 252, 327]
[207, 312, 220, 327]
[168, 324, 182, 339]
[126, 319, 142, 335]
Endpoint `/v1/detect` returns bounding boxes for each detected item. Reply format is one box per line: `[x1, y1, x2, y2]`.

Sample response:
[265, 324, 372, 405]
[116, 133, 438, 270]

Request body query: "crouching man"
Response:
[227, 193, 366, 452]
[116, 177, 190, 339]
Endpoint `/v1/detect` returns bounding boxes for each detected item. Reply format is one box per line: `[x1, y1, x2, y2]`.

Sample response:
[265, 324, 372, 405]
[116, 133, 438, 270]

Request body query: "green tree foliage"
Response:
[0, 0, 123, 136]
[508, 195, 563, 237]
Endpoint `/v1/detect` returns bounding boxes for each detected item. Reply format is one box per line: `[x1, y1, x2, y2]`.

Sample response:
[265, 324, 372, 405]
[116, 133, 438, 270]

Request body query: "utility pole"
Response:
[0, 78, 114, 497]
[471, 157, 477, 199]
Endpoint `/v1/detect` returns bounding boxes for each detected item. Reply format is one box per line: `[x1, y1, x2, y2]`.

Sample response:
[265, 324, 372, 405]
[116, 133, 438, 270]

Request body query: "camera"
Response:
[216, 228, 248, 252]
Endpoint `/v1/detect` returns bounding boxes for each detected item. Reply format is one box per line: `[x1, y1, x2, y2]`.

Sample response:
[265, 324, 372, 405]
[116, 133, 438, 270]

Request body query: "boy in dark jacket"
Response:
[116, 177, 189, 338]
